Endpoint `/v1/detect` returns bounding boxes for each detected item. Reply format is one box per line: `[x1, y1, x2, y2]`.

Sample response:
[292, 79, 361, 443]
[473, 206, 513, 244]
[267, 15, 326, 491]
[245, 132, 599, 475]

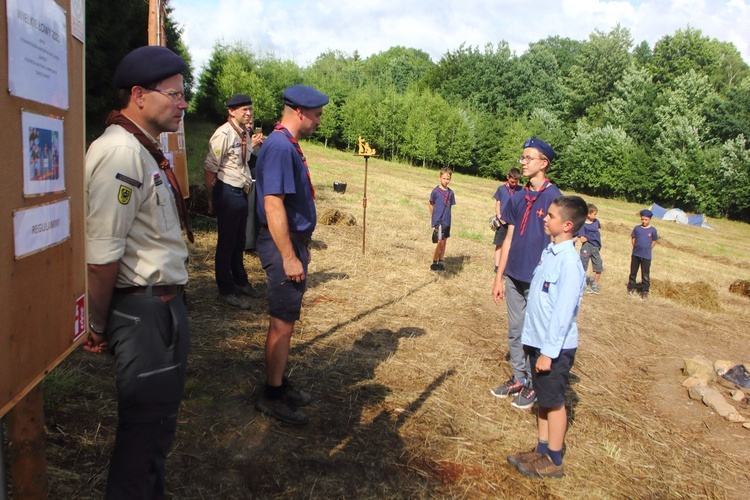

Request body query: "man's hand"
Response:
[83, 331, 108, 353]
[492, 276, 505, 305]
[535, 354, 552, 373]
[251, 133, 264, 149]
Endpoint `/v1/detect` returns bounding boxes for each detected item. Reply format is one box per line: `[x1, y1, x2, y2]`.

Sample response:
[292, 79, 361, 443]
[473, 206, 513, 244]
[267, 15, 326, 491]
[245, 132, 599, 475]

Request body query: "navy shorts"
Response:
[493, 223, 509, 246]
[527, 346, 576, 408]
[257, 229, 309, 321]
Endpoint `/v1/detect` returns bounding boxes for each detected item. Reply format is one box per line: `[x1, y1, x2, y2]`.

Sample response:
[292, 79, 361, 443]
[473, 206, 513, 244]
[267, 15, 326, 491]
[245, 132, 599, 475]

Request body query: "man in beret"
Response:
[253, 84, 329, 424]
[84, 45, 191, 498]
[204, 94, 264, 309]
[491, 138, 563, 411]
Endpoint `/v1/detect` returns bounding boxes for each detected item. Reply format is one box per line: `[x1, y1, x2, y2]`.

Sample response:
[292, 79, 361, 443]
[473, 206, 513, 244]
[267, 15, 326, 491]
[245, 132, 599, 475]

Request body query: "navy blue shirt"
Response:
[505, 183, 562, 283]
[575, 219, 602, 248]
[493, 182, 522, 219]
[255, 130, 316, 237]
[631, 225, 658, 260]
[430, 186, 456, 227]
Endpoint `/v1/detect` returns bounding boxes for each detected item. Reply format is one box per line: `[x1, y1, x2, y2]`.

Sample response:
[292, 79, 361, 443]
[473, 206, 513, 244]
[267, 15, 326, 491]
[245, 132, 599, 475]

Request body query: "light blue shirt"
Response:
[522, 239, 585, 358]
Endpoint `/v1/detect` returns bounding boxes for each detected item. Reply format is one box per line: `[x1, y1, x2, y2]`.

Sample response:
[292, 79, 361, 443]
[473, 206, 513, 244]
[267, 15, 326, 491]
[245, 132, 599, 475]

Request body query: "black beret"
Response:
[523, 137, 557, 162]
[283, 84, 329, 109]
[113, 46, 187, 89]
[226, 94, 253, 108]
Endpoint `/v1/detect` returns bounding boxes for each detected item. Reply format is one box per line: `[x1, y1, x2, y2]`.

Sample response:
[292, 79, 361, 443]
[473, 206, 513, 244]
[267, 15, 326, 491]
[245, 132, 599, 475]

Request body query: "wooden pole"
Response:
[362, 156, 369, 254]
[148, 0, 165, 46]
[6, 385, 47, 499]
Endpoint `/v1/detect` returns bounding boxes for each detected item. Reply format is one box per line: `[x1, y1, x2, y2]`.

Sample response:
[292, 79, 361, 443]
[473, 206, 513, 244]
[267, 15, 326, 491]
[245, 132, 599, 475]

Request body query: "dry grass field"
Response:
[42, 143, 750, 498]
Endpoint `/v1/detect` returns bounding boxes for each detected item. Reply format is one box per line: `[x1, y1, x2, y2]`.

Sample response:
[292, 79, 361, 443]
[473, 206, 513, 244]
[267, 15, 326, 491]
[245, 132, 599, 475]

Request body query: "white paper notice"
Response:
[7, 0, 69, 109]
[13, 198, 71, 259]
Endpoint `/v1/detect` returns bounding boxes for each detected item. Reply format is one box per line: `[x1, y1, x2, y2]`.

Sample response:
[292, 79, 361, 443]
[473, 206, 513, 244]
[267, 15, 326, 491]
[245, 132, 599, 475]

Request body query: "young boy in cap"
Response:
[254, 84, 329, 425]
[491, 138, 562, 410]
[205, 94, 265, 309]
[507, 195, 588, 479]
[84, 45, 192, 498]
[492, 167, 522, 273]
[627, 209, 659, 299]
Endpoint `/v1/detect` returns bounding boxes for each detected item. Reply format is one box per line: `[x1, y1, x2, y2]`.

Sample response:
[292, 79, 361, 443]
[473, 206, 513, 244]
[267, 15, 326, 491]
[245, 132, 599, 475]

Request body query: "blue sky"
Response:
[170, 0, 750, 73]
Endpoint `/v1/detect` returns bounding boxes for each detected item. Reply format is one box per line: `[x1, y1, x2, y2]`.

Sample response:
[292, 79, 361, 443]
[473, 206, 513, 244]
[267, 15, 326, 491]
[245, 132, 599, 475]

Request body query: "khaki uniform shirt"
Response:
[85, 124, 189, 287]
[204, 120, 253, 189]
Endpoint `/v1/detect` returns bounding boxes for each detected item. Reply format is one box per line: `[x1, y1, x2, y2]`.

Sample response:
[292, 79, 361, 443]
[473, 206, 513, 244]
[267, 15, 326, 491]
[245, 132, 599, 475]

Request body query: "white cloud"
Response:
[169, 0, 750, 74]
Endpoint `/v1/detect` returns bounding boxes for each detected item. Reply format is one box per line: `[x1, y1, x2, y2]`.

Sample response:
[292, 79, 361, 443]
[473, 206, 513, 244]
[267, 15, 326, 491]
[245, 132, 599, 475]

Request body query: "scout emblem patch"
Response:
[153, 171, 163, 186]
[118, 185, 133, 205]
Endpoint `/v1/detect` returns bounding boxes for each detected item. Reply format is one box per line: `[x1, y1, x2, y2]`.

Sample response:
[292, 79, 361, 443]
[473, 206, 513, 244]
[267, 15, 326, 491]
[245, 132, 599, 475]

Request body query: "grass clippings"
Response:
[729, 279, 750, 298]
[39, 143, 750, 498]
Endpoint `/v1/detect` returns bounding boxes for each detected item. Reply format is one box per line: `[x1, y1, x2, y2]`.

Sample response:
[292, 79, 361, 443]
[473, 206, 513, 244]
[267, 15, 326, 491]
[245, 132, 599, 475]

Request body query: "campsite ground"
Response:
[42, 144, 750, 498]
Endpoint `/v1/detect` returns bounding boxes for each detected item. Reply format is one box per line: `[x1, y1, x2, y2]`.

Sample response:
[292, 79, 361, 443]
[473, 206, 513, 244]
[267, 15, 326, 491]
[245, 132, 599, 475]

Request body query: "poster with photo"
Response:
[22, 110, 65, 196]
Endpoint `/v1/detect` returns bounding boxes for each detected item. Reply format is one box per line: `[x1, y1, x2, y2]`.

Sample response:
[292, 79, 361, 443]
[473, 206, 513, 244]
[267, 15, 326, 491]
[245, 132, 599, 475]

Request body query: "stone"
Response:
[684, 355, 715, 380]
[703, 391, 738, 418]
[744, 422, 750, 430]
[714, 359, 735, 374]
[727, 413, 747, 423]
[730, 390, 746, 402]
[682, 373, 711, 388]
[688, 384, 715, 401]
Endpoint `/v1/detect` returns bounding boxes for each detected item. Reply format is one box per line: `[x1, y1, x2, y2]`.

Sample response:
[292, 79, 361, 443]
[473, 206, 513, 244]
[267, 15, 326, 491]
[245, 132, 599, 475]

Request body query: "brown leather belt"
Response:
[115, 285, 184, 296]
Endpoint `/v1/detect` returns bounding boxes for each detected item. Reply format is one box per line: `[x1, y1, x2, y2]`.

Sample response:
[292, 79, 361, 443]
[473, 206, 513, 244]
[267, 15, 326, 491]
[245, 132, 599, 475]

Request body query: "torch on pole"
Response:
[355, 136, 378, 254]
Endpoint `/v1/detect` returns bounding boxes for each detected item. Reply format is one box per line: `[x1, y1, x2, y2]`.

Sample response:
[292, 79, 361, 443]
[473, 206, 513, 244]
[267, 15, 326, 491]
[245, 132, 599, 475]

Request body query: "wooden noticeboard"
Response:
[0, 0, 86, 418]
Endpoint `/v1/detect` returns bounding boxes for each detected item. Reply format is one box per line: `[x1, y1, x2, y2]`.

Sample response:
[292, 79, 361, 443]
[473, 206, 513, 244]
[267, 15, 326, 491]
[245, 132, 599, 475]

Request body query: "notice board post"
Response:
[1, 0, 86, 495]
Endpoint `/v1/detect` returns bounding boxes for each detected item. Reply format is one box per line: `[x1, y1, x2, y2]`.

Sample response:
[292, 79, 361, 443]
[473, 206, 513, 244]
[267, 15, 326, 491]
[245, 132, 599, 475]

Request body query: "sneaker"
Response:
[281, 378, 311, 407]
[430, 263, 439, 271]
[217, 293, 252, 310]
[236, 284, 264, 298]
[640, 291, 649, 301]
[511, 383, 536, 410]
[437, 261, 445, 271]
[255, 395, 309, 425]
[585, 286, 593, 294]
[589, 284, 600, 295]
[507, 449, 542, 468]
[514, 453, 564, 479]
[490, 377, 525, 399]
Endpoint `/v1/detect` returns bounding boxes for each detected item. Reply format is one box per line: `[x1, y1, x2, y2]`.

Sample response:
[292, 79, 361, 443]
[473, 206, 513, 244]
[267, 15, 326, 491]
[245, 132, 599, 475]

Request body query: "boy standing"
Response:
[430, 168, 456, 271]
[491, 138, 562, 410]
[507, 195, 588, 479]
[627, 209, 659, 299]
[492, 168, 522, 273]
[575, 203, 604, 294]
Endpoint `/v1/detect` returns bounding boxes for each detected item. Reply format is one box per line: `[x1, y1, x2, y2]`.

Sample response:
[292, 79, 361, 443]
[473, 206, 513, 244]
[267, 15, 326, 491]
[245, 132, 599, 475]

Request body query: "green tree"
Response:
[705, 78, 750, 142]
[718, 135, 750, 220]
[602, 64, 659, 145]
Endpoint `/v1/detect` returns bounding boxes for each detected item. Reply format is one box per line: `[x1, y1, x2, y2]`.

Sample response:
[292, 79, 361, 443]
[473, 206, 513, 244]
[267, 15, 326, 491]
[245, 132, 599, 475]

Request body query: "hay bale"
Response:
[319, 209, 357, 226]
[651, 279, 721, 311]
[729, 279, 750, 298]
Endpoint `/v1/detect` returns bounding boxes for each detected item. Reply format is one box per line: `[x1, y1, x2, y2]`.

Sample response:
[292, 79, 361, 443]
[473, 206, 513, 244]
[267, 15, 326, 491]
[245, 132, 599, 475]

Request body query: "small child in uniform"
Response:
[507, 195, 588, 479]
[429, 168, 456, 271]
[575, 203, 604, 294]
[627, 209, 659, 299]
[492, 168, 522, 273]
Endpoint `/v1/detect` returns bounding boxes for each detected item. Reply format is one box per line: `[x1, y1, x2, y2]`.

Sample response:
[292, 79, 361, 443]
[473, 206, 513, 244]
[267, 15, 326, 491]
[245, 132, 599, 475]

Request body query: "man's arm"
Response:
[492, 224, 515, 304]
[265, 194, 305, 281]
[204, 168, 217, 214]
[85, 261, 119, 352]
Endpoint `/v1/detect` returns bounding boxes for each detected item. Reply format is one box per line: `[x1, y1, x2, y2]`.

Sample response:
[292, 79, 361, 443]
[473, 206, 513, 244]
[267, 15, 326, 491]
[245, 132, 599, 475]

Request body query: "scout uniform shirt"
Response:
[205, 121, 253, 189]
[85, 123, 189, 288]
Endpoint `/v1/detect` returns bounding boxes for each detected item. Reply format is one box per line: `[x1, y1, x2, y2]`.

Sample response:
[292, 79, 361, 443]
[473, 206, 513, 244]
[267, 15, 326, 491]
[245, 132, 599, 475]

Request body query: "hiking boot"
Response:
[255, 395, 309, 425]
[490, 377, 525, 399]
[514, 453, 564, 479]
[430, 263, 439, 271]
[281, 378, 311, 407]
[507, 449, 542, 468]
[589, 284, 600, 295]
[511, 383, 536, 410]
[236, 284, 264, 298]
[217, 293, 252, 310]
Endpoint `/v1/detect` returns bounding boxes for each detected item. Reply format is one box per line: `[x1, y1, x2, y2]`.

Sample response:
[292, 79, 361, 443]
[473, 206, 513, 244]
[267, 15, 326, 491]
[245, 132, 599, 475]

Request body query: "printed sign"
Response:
[74, 294, 85, 341]
[12, 198, 70, 259]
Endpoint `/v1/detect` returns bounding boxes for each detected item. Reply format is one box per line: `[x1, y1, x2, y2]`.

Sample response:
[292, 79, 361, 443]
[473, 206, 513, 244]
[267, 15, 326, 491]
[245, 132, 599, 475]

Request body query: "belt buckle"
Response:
[243, 185, 250, 194]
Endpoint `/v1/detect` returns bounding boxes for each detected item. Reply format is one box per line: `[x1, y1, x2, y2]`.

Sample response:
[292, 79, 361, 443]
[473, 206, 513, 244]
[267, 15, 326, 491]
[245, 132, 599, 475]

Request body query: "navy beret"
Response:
[640, 209, 653, 218]
[226, 94, 253, 108]
[523, 137, 557, 162]
[283, 84, 329, 109]
[113, 46, 187, 89]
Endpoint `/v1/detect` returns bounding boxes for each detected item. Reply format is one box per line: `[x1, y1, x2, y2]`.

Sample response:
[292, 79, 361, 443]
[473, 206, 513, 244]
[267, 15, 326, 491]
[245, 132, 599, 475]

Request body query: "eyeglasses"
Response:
[519, 156, 542, 163]
[144, 87, 186, 103]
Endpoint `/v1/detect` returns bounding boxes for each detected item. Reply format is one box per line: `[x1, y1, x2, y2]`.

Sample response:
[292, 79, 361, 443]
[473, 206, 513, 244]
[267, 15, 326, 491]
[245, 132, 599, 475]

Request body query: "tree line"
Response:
[87, 2, 750, 222]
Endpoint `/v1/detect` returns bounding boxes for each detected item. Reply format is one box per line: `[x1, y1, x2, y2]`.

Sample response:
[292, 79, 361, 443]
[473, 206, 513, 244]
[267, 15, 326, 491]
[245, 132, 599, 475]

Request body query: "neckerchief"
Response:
[519, 178, 550, 236]
[227, 117, 247, 166]
[105, 110, 194, 243]
[274, 123, 315, 199]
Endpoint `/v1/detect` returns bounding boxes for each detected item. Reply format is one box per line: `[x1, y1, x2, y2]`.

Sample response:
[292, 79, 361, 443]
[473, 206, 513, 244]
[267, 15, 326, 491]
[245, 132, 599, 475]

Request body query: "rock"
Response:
[714, 359, 735, 374]
[683, 373, 711, 387]
[684, 355, 715, 380]
[688, 384, 715, 401]
[703, 391, 738, 418]
[744, 422, 750, 430]
[727, 413, 747, 423]
[730, 390, 746, 402]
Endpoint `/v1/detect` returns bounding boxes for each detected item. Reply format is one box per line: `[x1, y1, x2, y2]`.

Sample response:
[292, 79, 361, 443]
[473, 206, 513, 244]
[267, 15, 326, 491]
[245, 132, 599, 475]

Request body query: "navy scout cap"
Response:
[523, 137, 557, 162]
[640, 209, 653, 217]
[226, 94, 253, 108]
[113, 46, 187, 89]
[282, 84, 329, 109]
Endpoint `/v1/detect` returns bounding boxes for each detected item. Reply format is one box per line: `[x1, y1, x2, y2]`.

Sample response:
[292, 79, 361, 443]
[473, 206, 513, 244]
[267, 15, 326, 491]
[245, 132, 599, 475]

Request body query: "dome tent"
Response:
[649, 204, 715, 230]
